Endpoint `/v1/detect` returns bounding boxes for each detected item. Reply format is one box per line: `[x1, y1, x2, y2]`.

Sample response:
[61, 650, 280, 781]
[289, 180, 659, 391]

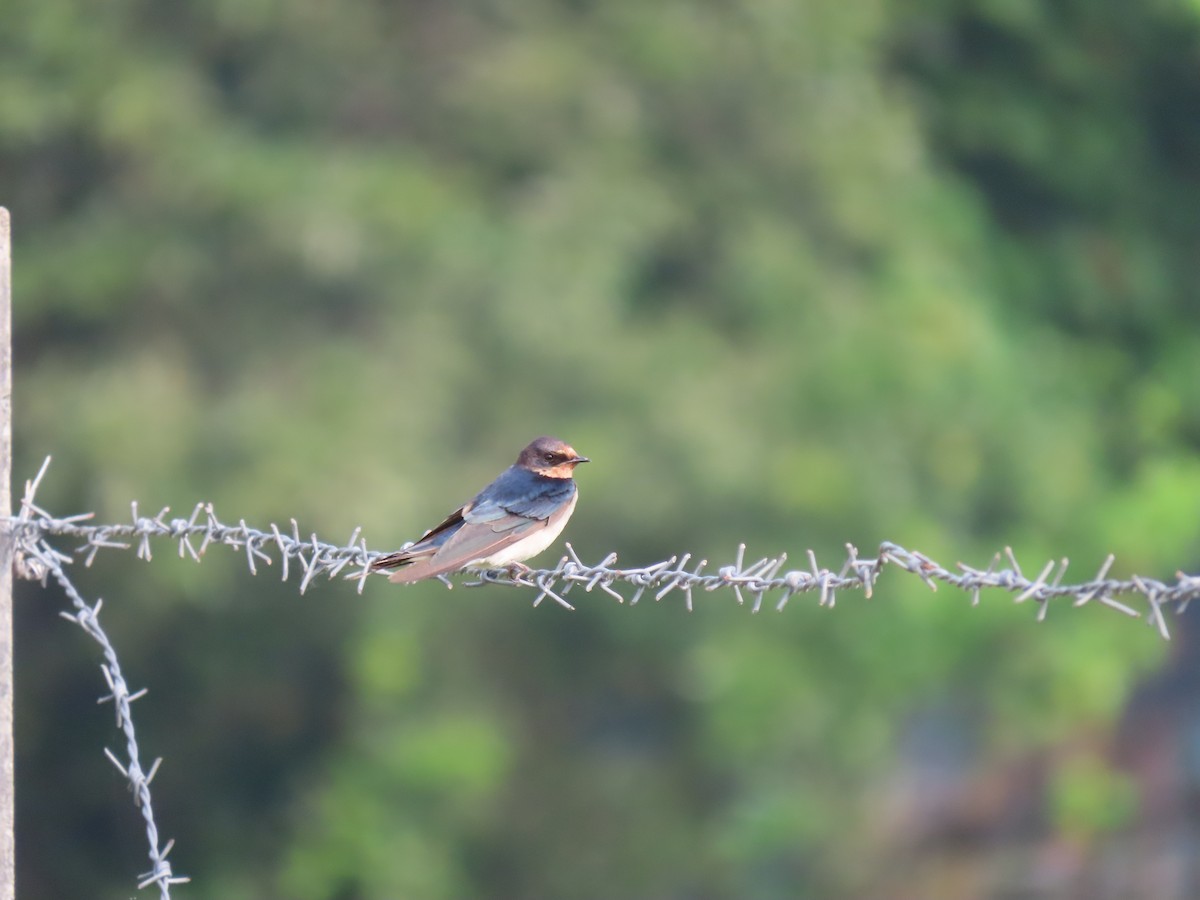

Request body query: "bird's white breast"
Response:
[477, 490, 578, 567]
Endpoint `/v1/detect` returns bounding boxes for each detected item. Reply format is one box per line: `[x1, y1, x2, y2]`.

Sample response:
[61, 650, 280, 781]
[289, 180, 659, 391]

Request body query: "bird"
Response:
[370, 436, 589, 583]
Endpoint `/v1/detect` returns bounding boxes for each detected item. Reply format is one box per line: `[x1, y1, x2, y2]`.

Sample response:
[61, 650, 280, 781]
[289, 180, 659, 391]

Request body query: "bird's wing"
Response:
[385, 515, 548, 583]
[369, 505, 467, 571]
[416, 505, 470, 541]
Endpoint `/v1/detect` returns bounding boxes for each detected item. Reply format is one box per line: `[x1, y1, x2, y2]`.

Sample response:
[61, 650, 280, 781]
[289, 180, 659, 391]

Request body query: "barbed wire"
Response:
[12, 463, 1197, 634]
[13, 461, 188, 898]
[12, 457, 1200, 894]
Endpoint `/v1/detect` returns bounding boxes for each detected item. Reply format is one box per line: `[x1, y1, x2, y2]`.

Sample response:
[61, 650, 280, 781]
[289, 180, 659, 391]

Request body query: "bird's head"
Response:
[517, 436, 590, 478]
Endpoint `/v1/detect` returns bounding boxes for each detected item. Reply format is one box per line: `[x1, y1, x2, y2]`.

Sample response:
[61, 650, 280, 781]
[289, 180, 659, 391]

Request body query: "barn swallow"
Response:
[370, 436, 589, 583]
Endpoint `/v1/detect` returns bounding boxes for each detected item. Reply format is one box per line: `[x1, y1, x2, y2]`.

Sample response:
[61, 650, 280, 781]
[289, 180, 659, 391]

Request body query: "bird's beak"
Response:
[572, 456, 590, 464]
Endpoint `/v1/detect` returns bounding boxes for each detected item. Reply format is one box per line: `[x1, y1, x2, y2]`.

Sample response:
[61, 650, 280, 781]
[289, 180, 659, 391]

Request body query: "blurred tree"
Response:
[3, 0, 1199, 896]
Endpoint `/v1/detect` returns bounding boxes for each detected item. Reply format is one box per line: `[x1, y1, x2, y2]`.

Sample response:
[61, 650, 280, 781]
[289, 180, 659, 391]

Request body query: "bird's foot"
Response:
[503, 562, 533, 581]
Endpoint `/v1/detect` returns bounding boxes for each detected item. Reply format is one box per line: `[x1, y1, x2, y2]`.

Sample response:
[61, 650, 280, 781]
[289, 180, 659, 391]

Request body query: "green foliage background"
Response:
[4, 0, 1200, 896]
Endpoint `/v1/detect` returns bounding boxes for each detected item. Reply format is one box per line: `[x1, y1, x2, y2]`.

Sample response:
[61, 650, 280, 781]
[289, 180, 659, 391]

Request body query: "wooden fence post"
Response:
[0, 207, 15, 900]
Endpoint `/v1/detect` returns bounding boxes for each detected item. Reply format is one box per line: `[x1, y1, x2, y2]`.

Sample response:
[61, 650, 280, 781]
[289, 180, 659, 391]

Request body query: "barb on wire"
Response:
[12, 459, 188, 898]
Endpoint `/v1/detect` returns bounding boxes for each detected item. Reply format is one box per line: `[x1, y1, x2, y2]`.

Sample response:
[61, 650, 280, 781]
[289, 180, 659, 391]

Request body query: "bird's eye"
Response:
[544, 452, 557, 463]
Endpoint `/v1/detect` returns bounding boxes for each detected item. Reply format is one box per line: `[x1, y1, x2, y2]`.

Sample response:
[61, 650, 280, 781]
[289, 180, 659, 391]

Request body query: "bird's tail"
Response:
[369, 550, 416, 571]
[369, 545, 449, 583]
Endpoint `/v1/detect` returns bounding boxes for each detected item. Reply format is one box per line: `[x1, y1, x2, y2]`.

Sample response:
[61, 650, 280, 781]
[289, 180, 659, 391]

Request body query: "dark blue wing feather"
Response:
[466, 466, 577, 523]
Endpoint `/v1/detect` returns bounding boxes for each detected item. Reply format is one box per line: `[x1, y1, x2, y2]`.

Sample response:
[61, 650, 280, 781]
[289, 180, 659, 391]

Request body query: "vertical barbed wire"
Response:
[14, 461, 188, 898]
[10, 457, 1200, 894]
